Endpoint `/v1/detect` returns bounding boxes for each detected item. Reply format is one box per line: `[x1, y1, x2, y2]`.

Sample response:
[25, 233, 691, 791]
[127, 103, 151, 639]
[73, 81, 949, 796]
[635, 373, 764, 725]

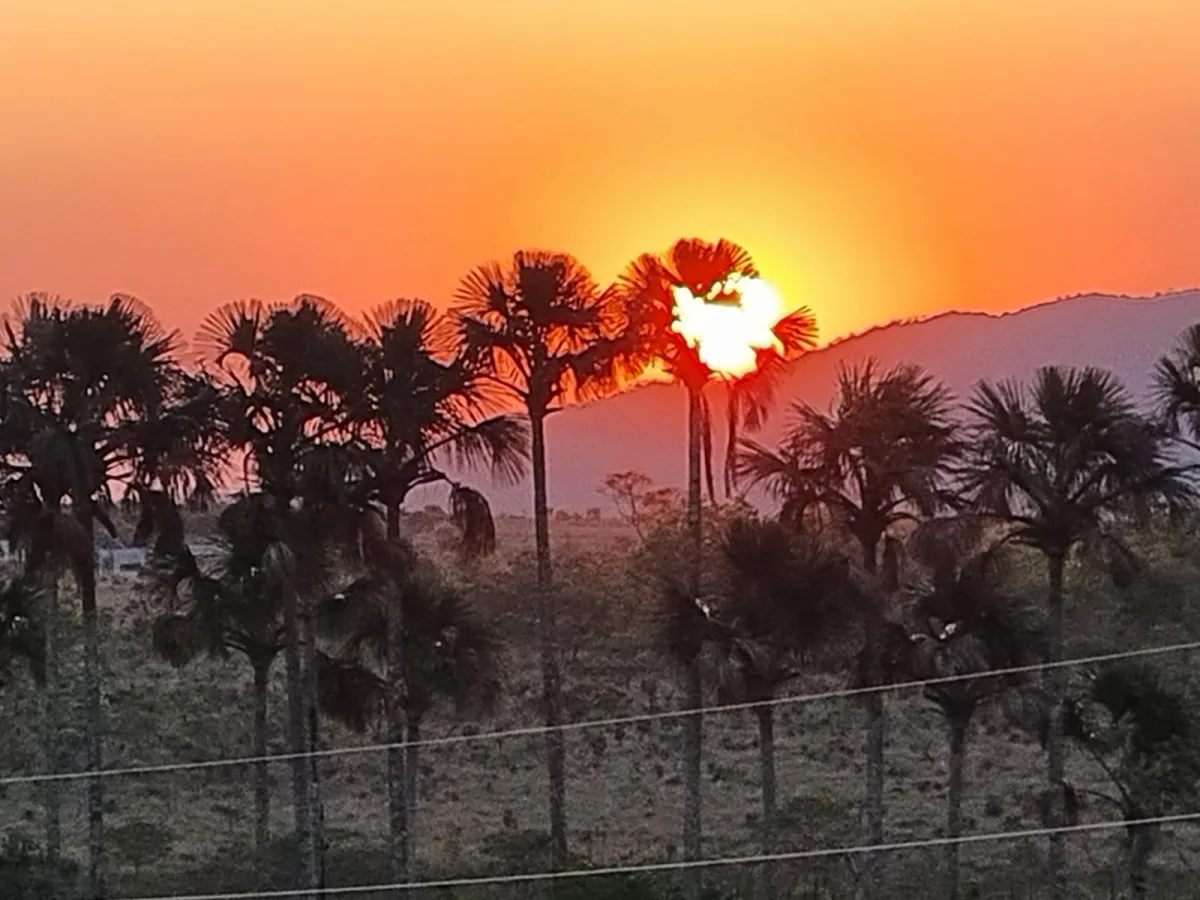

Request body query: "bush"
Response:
[0, 831, 78, 900]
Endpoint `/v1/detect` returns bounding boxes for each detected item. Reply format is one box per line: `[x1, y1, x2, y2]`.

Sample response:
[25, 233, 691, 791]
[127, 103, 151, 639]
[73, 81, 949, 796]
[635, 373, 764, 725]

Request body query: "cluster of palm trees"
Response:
[0, 239, 814, 898]
[0, 240, 1198, 900]
[649, 346, 1200, 899]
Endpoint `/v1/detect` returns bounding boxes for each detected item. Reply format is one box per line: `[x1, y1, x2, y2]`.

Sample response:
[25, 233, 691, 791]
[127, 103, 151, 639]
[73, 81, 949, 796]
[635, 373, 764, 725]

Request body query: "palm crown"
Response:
[959, 366, 1194, 555]
[347, 298, 528, 551]
[453, 249, 632, 414]
[894, 524, 1048, 721]
[736, 359, 961, 563]
[618, 238, 818, 497]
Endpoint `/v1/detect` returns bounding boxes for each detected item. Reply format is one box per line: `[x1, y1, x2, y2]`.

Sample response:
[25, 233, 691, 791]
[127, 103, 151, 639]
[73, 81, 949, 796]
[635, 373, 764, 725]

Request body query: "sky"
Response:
[1, 0, 1198, 352]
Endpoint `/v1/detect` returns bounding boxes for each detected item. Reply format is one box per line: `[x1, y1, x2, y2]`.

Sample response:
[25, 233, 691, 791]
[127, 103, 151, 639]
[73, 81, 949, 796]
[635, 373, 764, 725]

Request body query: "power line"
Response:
[3, 638, 1197, 789]
[111, 809, 1200, 900]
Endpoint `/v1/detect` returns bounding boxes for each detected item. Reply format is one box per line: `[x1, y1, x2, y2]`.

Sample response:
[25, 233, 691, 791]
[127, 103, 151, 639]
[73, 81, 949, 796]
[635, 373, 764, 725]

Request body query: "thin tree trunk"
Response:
[755, 704, 777, 900]
[78, 513, 106, 899]
[281, 578, 314, 896]
[1128, 820, 1155, 900]
[1045, 551, 1067, 899]
[385, 595, 410, 886]
[856, 540, 886, 900]
[252, 657, 272, 858]
[302, 596, 325, 898]
[386, 503, 402, 542]
[682, 386, 704, 900]
[405, 711, 421, 870]
[946, 718, 968, 900]
[531, 410, 569, 870]
[309, 704, 326, 897]
[41, 577, 62, 865]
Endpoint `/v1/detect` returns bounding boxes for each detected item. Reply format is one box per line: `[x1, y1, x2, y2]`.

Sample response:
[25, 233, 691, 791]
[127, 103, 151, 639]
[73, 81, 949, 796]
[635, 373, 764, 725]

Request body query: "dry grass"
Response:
[1, 516, 1199, 898]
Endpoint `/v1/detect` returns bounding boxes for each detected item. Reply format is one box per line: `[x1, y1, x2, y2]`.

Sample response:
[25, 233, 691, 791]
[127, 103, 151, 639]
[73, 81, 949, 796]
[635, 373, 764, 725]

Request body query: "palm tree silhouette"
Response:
[617, 238, 816, 897]
[1151, 322, 1200, 457]
[196, 295, 365, 893]
[0, 292, 199, 897]
[890, 520, 1047, 900]
[136, 490, 293, 863]
[317, 537, 501, 870]
[734, 358, 960, 900]
[453, 249, 630, 869]
[349, 297, 528, 545]
[0, 474, 76, 865]
[0, 573, 45, 687]
[957, 365, 1194, 898]
[699, 516, 862, 900]
[1062, 662, 1200, 899]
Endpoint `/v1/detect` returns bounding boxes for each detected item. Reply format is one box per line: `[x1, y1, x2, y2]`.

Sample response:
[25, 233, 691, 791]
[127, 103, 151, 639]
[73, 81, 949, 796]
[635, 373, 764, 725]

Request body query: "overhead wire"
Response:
[109, 810, 1200, 900]
[2, 639, 1197, 788]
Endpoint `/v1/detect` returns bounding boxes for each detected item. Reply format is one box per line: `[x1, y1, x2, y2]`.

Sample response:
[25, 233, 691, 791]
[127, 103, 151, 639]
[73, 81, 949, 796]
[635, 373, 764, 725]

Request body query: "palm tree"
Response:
[197, 295, 364, 892]
[348, 298, 529, 544]
[701, 516, 862, 900]
[317, 539, 501, 870]
[729, 357, 955, 897]
[453, 249, 629, 868]
[957, 365, 1194, 897]
[0, 573, 45, 687]
[617, 238, 817, 895]
[890, 521, 1048, 900]
[1063, 662, 1200, 899]
[0, 476, 71, 866]
[734, 359, 960, 900]
[135, 490, 290, 860]
[1151, 322, 1200, 457]
[0, 292, 195, 897]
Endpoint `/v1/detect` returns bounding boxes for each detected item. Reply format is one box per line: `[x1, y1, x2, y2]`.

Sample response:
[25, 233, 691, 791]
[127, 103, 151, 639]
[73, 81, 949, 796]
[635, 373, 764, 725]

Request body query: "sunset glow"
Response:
[670, 273, 785, 378]
[0, 2, 1197, 348]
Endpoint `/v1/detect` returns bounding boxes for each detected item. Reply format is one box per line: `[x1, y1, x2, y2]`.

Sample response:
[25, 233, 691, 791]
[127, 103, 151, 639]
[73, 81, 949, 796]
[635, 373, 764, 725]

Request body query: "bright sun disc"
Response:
[670, 272, 785, 378]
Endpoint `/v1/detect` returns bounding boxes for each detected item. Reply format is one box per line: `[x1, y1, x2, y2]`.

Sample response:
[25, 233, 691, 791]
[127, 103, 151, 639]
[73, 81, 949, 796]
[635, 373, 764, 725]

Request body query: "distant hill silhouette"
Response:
[423, 289, 1200, 513]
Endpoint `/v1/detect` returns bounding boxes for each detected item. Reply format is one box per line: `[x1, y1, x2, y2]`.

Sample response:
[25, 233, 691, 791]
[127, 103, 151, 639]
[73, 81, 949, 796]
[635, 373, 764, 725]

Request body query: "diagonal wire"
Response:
[2, 639, 1197, 788]
[111, 810, 1200, 900]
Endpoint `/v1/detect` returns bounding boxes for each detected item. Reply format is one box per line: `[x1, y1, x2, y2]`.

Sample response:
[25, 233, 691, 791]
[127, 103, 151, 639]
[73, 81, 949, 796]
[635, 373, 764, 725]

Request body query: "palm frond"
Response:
[316, 653, 386, 734]
[657, 580, 725, 669]
[0, 575, 46, 686]
[449, 484, 497, 559]
[446, 415, 530, 486]
[150, 613, 208, 668]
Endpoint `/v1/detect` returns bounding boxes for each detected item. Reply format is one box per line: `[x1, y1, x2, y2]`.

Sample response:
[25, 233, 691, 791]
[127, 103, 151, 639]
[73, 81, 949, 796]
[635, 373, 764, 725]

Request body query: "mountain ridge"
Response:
[433, 288, 1200, 514]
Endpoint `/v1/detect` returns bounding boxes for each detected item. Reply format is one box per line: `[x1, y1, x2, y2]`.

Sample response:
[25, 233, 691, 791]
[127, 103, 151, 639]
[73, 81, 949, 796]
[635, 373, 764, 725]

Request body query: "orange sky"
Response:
[1, 1, 1197, 350]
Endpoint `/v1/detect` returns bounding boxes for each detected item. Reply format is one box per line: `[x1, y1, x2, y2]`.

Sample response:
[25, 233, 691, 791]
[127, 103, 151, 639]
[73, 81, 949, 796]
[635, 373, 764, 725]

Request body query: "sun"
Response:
[670, 272, 786, 378]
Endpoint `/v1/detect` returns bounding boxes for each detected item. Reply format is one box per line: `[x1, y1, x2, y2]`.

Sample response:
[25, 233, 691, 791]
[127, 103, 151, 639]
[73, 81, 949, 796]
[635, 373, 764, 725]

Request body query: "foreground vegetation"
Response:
[2, 242, 1200, 900]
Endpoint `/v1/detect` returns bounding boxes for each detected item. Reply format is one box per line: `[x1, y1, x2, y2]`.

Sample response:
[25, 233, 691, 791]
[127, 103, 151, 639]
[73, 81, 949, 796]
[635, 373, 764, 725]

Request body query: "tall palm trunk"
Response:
[404, 710, 421, 868]
[682, 386, 704, 900]
[1128, 820, 1156, 899]
[945, 718, 969, 900]
[530, 410, 569, 869]
[856, 541, 886, 900]
[281, 580, 315, 895]
[302, 594, 325, 897]
[385, 501, 402, 542]
[385, 596, 410, 886]
[78, 512, 106, 898]
[40, 577, 62, 876]
[251, 657, 272, 859]
[1044, 551, 1068, 898]
[755, 703, 778, 900]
